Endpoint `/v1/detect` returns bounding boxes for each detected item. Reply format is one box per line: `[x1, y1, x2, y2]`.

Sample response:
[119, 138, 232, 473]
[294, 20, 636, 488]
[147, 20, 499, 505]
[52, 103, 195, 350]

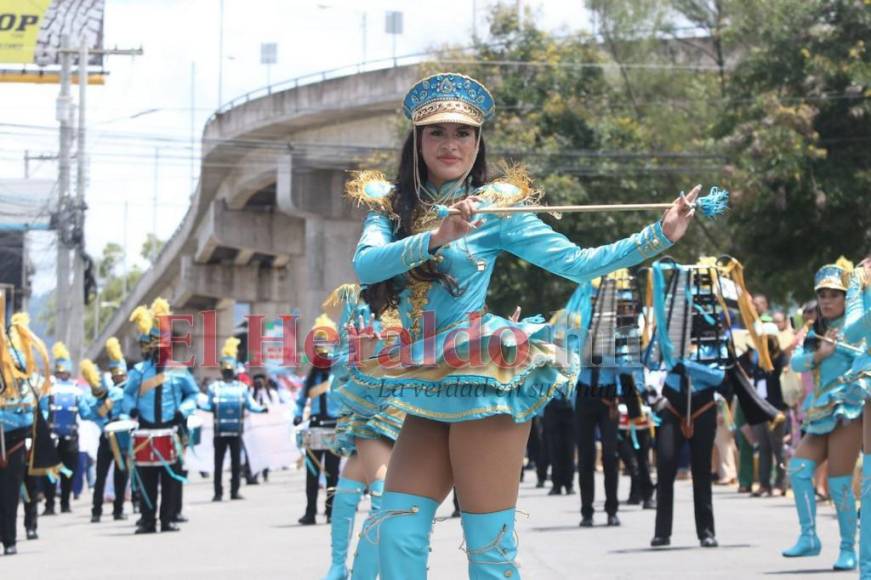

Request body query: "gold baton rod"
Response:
[444, 203, 674, 215]
[808, 330, 865, 354]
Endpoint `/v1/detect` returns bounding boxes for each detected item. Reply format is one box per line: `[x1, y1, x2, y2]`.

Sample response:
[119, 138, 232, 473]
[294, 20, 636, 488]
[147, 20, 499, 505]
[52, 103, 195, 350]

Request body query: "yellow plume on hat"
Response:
[52, 341, 70, 361]
[129, 305, 153, 335]
[150, 297, 172, 318]
[312, 313, 337, 334]
[836, 256, 854, 285]
[106, 337, 124, 362]
[79, 359, 102, 390]
[222, 337, 241, 359]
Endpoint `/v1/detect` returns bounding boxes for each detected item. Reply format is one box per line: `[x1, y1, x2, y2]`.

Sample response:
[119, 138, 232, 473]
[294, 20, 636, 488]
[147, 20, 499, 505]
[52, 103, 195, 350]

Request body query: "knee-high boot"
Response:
[829, 474, 858, 571]
[373, 491, 438, 580]
[860, 456, 871, 579]
[324, 477, 366, 580]
[350, 479, 384, 580]
[782, 457, 821, 557]
[461, 508, 520, 579]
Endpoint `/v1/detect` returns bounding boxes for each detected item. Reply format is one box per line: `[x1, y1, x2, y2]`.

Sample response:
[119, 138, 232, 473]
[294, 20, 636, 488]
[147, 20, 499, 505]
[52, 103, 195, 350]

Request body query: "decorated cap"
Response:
[105, 337, 128, 377]
[52, 341, 72, 373]
[403, 73, 495, 127]
[129, 297, 172, 343]
[814, 257, 853, 292]
[221, 337, 241, 370]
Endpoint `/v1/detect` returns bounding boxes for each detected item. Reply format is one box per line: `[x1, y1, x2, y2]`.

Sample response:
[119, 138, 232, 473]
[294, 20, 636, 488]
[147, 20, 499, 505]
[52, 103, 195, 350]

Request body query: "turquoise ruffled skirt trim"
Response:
[348, 313, 580, 424]
[802, 373, 871, 435]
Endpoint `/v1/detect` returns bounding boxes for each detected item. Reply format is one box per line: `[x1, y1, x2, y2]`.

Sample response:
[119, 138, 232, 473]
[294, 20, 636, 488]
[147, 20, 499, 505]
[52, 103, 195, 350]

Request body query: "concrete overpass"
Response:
[86, 64, 421, 378]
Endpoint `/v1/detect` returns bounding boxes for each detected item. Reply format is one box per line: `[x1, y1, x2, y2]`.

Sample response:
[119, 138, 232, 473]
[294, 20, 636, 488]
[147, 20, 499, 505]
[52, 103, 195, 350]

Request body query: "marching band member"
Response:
[82, 340, 130, 523]
[346, 71, 697, 578]
[843, 257, 871, 578]
[0, 319, 35, 555]
[201, 337, 267, 502]
[322, 284, 406, 580]
[782, 260, 863, 571]
[294, 314, 341, 526]
[1, 311, 55, 554]
[41, 341, 93, 515]
[649, 347, 723, 548]
[123, 298, 198, 534]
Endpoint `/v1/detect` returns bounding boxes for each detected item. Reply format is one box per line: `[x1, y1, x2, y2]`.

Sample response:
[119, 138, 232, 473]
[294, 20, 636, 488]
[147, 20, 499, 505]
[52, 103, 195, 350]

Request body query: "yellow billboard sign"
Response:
[0, 0, 104, 66]
[0, 1, 53, 64]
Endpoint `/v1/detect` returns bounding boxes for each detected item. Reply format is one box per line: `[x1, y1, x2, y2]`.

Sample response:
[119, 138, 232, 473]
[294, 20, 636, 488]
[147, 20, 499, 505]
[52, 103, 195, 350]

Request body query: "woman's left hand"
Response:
[661, 184, 701, 242]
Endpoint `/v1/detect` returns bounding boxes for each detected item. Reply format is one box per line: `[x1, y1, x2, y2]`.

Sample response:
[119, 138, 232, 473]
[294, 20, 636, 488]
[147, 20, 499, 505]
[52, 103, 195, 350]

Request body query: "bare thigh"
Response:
[826, 419, 861, 476]
[384, 415, 453, 502]
[450, 415, 531, 513]
[341, 453, 367, 482]
[864, 403, 871, 452]
[794, 432, 828, 465]
[356, 437, 393, 485]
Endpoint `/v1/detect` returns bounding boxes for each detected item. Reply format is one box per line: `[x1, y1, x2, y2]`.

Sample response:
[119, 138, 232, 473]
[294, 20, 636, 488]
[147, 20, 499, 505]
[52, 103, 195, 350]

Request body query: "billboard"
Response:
[0, 0, 104, 66]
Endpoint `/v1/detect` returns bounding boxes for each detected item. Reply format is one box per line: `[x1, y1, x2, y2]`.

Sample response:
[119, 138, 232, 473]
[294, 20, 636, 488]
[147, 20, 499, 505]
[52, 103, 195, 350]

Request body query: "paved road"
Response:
[1, 467, 853, 578]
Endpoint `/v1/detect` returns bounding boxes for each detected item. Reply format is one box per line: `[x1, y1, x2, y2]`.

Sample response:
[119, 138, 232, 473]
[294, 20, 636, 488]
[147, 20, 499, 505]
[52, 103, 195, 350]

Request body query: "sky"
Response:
[0, 0, 591, 296]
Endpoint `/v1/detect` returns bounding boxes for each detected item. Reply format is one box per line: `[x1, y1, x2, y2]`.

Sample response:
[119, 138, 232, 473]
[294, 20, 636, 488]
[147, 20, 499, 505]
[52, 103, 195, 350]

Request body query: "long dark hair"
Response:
[362, 126, 488, 316]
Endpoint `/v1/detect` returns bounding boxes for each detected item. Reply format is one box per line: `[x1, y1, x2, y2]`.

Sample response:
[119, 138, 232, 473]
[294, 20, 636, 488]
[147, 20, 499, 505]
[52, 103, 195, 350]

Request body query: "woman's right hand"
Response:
[429, 196, 482, 250]
[814, 329, 837, 363]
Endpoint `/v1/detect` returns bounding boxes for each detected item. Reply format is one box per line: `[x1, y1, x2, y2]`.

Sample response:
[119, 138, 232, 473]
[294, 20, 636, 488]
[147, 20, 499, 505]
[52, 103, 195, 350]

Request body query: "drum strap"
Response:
[139, 373, 166, 396]
[309, 379, 330, 399]
[98, 399, 114, 418]
[665, 400, 715, 439]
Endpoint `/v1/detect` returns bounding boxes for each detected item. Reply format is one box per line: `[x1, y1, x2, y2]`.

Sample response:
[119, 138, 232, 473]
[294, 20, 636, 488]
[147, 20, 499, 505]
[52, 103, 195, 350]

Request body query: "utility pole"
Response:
[68, 37, 88, 362]
[56, 34, 73, 350]
[55, 36, 142, 360]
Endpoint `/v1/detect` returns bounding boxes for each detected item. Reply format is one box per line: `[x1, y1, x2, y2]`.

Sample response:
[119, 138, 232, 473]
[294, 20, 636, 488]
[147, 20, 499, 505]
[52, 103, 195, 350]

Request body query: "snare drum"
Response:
[49, 391, 79, 438]
[105, 419, 137, 467]
[132, 428, 178, 466]
[186, 415, 203, 447]
[301, 427, 336, 451]
[215, 398, 244, 437]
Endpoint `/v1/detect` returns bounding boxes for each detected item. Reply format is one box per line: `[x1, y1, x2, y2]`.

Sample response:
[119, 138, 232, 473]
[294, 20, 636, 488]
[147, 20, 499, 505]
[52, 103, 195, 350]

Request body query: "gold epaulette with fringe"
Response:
[322, 283, 361, 310]
[476, 164, 542, 208]
[345, 171, 397, 219]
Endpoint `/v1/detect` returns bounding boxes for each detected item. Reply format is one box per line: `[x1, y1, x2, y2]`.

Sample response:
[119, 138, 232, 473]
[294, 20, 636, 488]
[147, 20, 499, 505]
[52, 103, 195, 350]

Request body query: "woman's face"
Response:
[419, 123, 477, 188]
[817, 288, 846, 320]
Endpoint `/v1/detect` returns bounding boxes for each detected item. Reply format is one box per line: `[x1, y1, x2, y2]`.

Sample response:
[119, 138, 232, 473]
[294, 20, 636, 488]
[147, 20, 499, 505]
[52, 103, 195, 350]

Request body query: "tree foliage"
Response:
[430, 1, 869, 314]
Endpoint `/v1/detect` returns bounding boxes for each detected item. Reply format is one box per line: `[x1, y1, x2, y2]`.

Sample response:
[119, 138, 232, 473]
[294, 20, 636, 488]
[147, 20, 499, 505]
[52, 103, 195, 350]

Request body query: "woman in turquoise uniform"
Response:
[782, 261, 864, 571]
[322, 284, 405, 580]
[346, 72, 700, 579]
[844, 257, 871, 578]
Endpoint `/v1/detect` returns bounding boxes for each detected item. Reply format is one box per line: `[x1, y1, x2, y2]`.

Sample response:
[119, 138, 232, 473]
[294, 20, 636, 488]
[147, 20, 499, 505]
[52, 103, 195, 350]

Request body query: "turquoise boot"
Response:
[782, 458, 822, 557]
[829, 474, 858, 571]
[861, 456, 871, 579]
[350, 479, 384, 580]
[372, 491, 438, 580]
[460, 508, 520, 579]
[324, 477, 365, 580]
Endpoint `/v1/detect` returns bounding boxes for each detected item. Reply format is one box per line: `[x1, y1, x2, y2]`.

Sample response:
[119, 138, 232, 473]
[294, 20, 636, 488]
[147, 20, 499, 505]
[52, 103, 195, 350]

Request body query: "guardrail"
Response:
[208, 52, 433, 123]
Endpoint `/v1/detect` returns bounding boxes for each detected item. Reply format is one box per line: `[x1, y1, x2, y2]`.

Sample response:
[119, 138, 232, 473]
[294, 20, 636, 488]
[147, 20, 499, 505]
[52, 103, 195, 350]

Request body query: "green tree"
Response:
[432, 4, 724, 317]
[141, 233, 166, 265]
[718, 0, 871, 301]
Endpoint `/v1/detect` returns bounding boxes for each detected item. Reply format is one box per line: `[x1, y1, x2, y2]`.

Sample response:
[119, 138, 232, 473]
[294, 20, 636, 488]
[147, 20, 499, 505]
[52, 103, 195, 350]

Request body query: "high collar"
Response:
[422, 178, 468, 201]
